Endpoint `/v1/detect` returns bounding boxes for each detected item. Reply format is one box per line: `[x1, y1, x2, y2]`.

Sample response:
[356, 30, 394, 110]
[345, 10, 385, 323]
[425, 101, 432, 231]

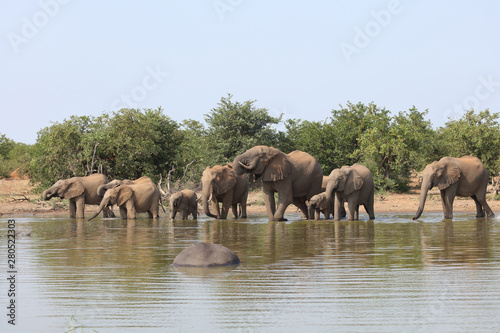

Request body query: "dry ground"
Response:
[2, 175, 500, 217]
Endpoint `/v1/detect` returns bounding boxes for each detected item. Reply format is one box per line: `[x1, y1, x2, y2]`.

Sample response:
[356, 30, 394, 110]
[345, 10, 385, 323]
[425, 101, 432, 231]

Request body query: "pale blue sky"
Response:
[2, 0, 499, 144]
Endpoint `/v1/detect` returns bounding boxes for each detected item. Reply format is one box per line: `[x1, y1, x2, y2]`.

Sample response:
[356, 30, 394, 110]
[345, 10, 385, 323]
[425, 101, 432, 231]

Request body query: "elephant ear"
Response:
[217, 167, 237, 194]
[438, 161, 461, 190]
[116, 186, 133, 207]
[61, 179, 85, 199]
[345, 168, 363, 195]
[262, 150, 291, 182]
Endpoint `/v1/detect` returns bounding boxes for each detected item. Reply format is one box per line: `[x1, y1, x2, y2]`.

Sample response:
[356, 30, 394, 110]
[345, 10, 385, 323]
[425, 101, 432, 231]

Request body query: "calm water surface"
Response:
[1, 212, 500, 332]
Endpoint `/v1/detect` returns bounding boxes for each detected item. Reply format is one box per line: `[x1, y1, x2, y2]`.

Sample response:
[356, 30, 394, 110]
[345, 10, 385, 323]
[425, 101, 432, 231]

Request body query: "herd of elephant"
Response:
[42, 145, 496, 222]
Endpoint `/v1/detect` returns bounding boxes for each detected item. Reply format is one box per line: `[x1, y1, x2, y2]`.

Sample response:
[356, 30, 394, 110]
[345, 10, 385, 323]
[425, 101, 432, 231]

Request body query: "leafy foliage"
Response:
[204, 94, 281, 164]
[15, 95, 500, 194]
[437, 109, 500, 176]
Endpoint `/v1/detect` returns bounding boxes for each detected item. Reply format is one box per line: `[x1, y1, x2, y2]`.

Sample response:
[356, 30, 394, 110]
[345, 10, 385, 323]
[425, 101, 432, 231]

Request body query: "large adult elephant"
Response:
[88, 176, 161, 220]
[413, 156, 494, 220]
[42, 173, 115, 218]
[233, 145, 323, 221]
[326, 163, 375, 221]
[201, 164, 248, 219]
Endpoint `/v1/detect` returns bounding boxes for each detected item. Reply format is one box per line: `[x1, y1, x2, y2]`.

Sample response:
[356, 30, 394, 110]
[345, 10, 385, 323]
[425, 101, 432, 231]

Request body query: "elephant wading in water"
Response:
[413, 156, 494, 220]
[201, 164, 249, 219]
[326, 163, 375, 221]
[169, 189, 198, 220]
[43, 173, 115, 218]
[89, 176, 161, 220]
[233, 145, 323, 221]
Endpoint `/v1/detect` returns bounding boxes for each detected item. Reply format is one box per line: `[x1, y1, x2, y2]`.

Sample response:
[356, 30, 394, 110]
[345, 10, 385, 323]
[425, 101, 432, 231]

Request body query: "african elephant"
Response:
[326, 163, 375, 221]
[42, 173, 115, 218]
[233, 145, 323, 221]
[306, 192, 333, 220]
[170, 189, 198, 220]
[173, 243, 240, 267]
[413, 156, 494, 220]
[88, 176, 161, 220]
[201, 164, 248, 219]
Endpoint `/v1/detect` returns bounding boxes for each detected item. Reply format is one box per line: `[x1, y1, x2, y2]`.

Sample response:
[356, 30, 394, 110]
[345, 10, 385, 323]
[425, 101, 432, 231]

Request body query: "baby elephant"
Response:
[306, 192, 333, 220]
[169, 189, 198, 220]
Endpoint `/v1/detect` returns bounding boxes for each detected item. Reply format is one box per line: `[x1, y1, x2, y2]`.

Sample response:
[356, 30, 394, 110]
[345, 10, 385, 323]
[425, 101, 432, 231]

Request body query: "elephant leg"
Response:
[170, 209, 177, 220]
[192, 208, 198, 220]
[442, 187, 456, 219]
[263, 189, 276, 221]
[147, 211, 154, 218]
[314, 208, 320, 220]
[474, 193, 494, 218]
[240, 201, 247, 218]
[127, 203, 136, 219]
[231, 204, 238, 218]
[69, 199, 77, 218]
[293, 197, 308, 220]
[119, 206, 128, 219]
[347, 197, 357, 221]
[365, 191, 375, 220]
[75, 196, 85, 219]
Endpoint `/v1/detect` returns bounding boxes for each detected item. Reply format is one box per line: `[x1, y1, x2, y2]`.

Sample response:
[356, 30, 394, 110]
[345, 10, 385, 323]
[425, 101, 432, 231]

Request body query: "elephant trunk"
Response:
[413, 177, 431, 220]
[325, 180, 336, 203]
[202, 184, 217, 218]
[42, 189, 53, 200]
[88, 197, 109, 221]
[233, 154, 256, 176]
[97, 184, 109, 197]
[307, 204, 315, 220]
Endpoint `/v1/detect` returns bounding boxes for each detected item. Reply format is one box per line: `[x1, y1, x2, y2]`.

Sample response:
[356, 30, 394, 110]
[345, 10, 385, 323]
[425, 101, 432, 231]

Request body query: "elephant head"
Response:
[43, 178, 85, 201]
[305, 193, 326, 219]
[232, 145, 291, 182]
[169, 191, 186, 219]
[88, 185, 133, 220]
[413, 158, 461, 220]
[326, 166, 363, 202]
[201, 165, 237, 218]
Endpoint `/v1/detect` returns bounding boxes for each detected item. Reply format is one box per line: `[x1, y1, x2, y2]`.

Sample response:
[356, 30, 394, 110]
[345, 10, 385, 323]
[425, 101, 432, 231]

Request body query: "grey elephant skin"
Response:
[42, 173, 114, 218]
[169, 189, 198, 220]
[413, 156, 494, 220]
[201, 164, 249, 219]
[172, 243, 240, 267]
[306, 192, 333, 220]
[326, 163, 375, 221]
[233, 145, 323, 221]
[89, 176, 161, 220]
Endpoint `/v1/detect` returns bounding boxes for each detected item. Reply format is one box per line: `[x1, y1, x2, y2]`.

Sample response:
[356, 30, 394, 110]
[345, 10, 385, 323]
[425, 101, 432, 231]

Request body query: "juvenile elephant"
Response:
[88, 176, 161, 220]
[306, 192, 333, 220]
[201, 164, 248, 219]
[233, 145, 323, 221]
[413, 156, 494, 220]
[170, 189, 198, 220]
[42, 173, 115, 218]
[326, 163, 375, 221]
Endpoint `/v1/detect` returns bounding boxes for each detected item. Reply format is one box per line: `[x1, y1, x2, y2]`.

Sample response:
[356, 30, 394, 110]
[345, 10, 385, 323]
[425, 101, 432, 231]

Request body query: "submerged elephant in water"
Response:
[173, 243, 240, 267]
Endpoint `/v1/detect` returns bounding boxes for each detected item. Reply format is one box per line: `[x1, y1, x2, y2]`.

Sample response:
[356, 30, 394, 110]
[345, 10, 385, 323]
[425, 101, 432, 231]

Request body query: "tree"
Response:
[438, 109, 500, 177]
[358, 107, 435, 192]
[204, 94, 281, 163]
[0, 134, 31, 178]
[29, 108, 182, 188]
